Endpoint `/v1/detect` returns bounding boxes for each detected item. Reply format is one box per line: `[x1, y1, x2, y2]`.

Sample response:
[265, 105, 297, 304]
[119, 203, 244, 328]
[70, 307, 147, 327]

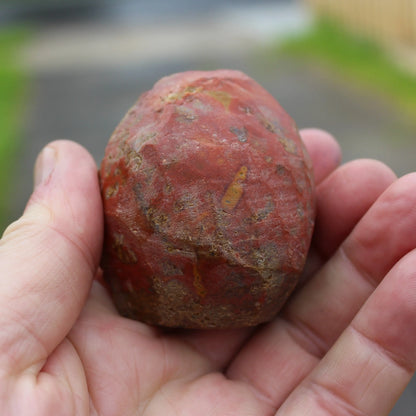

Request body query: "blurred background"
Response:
[1, 0, 416, 413]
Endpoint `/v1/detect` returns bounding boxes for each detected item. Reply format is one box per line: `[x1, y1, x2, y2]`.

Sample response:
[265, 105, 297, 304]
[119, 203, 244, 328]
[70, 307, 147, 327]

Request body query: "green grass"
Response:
[0, 26, 29, 233]
[276, 19, 416, 119]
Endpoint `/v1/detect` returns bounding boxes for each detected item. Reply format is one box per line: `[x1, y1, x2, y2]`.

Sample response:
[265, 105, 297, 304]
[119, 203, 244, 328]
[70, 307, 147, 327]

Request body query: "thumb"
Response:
[0, 140, 103, 375]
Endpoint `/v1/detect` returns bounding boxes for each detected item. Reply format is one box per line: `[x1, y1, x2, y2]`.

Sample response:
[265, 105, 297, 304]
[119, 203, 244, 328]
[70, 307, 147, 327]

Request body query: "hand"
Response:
[1, 133, 415, 415]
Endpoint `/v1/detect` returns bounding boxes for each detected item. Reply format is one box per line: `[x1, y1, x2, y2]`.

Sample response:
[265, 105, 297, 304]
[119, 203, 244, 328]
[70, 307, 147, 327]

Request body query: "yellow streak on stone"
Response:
[206, 90, 232, 110]
[165, 86, 203, 103]
[221, 165, 248, 212]
[193, 264, 207, 298]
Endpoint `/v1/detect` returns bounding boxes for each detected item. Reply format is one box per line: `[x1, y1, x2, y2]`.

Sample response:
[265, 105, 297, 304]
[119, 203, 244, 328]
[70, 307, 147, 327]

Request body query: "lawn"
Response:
[276, 19, 416, 120]
[0, 26, 29, 234]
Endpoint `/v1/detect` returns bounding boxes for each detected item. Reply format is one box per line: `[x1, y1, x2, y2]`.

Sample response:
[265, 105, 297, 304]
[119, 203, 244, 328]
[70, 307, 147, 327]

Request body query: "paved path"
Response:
[11, 3, 416, 414]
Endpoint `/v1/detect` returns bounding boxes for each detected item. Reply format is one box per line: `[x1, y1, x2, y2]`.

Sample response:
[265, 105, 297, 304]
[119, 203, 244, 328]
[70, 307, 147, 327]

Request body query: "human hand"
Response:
[1, 133, 415, 415]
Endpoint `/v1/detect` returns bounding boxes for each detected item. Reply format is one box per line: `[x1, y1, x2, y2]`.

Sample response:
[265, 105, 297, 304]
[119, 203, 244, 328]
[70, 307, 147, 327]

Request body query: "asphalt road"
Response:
[9, 2, 416, 414]
[1, 0, 287, 24]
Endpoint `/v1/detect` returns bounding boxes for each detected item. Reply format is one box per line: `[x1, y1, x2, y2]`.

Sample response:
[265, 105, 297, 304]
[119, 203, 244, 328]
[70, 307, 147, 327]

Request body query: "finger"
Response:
[287, 172, 416, 360]
[302, 159, 397, 280]
[173, 129, 342, 369]
[300, 128, 342, 185]
[277, 249, 416, 416]
[227, 173, 416, 409]
[0, 140, 103, 375]
[313, 158, 396, 259]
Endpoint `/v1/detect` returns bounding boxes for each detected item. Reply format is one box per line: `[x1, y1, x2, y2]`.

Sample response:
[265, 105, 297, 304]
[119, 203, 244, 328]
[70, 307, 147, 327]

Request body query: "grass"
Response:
[0, 26, 29, 234]
[276, 19, 416, 119]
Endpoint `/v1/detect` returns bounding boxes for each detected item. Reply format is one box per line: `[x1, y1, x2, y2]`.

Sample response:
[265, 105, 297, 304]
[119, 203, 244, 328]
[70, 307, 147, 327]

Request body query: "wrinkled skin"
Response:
[2, 132, 416, 415]
[100, 70, 315, 328]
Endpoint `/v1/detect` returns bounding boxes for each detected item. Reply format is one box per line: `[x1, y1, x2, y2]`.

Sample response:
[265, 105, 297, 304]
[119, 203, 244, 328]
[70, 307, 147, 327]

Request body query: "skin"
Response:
[1, 129, 415, 415]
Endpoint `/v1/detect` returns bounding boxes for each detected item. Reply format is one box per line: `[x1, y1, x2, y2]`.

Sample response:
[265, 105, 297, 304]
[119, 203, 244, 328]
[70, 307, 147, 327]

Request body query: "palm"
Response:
[2, 134, 416, 416]
[69, 292, 263, 415]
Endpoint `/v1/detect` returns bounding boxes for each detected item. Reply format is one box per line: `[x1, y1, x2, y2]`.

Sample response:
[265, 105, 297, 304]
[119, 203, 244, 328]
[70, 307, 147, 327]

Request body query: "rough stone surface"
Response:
[100, 70, 315, 328]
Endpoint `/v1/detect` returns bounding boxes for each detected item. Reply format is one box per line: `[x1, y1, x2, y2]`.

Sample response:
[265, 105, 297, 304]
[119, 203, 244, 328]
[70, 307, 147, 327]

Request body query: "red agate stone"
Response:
[100, 69, 315, 329]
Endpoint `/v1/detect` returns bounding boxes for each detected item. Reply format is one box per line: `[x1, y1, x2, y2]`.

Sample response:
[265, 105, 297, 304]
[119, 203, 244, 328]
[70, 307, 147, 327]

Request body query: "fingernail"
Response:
[34, 145, 57, 188]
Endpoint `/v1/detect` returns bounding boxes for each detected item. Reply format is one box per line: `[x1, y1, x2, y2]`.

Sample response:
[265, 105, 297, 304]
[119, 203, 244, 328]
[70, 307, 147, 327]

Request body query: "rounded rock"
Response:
[100, 69, 315, 329]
